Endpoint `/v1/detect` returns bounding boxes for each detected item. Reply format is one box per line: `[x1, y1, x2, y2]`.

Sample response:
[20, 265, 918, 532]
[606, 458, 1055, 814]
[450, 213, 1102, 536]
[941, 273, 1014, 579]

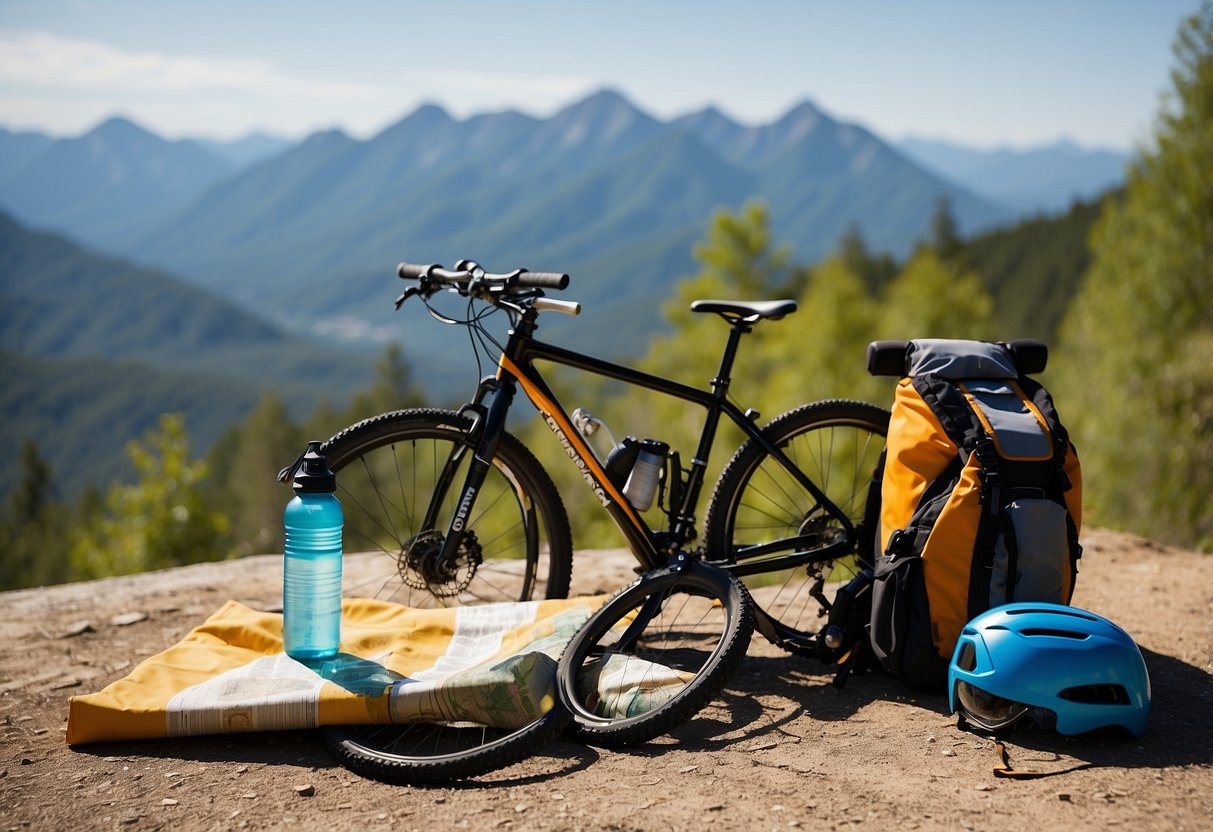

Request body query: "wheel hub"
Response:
[398, 529, 483, 597]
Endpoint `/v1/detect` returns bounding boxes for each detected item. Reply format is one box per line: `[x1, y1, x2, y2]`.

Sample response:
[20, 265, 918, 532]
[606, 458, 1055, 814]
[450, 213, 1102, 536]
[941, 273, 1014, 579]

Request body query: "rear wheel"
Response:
[703, 400, 888, 657]
[323, 409, 573, 608]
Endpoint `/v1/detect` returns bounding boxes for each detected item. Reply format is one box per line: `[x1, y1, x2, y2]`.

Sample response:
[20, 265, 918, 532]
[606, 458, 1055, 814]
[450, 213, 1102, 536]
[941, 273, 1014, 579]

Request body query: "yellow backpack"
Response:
[866, 339, 1082, 688]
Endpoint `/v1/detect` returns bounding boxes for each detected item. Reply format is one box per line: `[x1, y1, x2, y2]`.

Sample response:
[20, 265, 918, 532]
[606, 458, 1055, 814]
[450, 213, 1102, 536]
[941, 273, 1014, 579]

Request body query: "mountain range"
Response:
[0, 90, 1123, 368]
[896, 136, 1128, 215]
[0, 90, 1121, 501]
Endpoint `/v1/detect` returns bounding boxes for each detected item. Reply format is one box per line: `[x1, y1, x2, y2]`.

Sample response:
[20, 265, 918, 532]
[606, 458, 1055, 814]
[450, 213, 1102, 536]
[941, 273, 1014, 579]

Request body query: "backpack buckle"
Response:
[887, 528, 915, 559]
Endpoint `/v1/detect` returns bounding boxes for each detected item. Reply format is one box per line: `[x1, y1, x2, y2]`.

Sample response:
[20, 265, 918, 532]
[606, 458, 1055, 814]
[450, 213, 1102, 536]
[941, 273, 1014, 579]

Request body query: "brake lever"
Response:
[394, 286, 423, 309]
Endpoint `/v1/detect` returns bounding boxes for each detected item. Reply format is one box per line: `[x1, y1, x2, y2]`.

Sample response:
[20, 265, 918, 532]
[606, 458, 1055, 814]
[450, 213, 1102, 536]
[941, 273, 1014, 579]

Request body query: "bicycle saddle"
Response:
[690, 299, 798, 321]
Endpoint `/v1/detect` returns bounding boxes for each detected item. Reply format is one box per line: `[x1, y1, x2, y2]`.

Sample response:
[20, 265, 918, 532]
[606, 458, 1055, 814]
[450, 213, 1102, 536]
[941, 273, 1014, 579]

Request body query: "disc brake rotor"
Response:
[398, 529, 484, 598]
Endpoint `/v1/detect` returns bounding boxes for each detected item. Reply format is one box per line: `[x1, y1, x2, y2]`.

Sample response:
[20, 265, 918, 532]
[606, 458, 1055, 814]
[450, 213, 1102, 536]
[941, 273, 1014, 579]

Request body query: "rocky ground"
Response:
[1, 528, 1210, 831]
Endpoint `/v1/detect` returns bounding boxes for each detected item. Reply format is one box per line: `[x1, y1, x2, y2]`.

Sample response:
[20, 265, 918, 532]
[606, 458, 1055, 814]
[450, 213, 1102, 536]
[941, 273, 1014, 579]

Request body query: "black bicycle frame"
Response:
[434, 306, 855, 574]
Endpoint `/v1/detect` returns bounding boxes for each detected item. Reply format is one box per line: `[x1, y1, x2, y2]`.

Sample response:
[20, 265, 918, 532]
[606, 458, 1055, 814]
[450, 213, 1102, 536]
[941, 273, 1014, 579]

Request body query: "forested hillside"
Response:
[0, 212, 377, 501]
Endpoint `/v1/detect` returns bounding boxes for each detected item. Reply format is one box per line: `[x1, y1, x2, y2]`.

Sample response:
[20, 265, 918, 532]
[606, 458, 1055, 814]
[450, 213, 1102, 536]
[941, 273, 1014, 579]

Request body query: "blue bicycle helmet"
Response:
[948, 603, 1150, 737]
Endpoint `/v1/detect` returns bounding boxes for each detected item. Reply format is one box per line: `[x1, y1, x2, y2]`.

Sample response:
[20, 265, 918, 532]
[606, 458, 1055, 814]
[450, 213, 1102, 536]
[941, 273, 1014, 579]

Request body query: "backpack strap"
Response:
[910, 375, 1012, 617]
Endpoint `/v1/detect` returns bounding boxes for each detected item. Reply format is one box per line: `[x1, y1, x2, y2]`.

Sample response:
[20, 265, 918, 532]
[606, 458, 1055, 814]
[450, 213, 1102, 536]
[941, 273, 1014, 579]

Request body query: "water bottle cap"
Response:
[293, 441, 337, 493]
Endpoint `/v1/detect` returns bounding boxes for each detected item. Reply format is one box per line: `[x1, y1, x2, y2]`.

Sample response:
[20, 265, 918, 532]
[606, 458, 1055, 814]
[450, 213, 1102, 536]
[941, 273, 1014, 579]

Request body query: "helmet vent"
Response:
[1021, 628, 1088, 640]
[1058, 684, 1131, 705]
[1006, 607, 1100, 622]
[957, 642, 977, 671]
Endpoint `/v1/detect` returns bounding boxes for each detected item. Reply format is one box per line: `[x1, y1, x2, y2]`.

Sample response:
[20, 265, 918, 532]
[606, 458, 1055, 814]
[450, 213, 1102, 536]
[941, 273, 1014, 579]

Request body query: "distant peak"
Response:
[777, 100, 825, 125]
[399, 103, 455, 128]
[301, 127, 353, 147]
[559, 88, 642, 118]
[679, 105, 740, 127]
[88, 116, 157, 141]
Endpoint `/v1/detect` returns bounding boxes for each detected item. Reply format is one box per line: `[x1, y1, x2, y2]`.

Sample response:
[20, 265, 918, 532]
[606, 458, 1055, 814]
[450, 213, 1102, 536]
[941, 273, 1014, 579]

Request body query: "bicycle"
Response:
[319, 259, 889, 781]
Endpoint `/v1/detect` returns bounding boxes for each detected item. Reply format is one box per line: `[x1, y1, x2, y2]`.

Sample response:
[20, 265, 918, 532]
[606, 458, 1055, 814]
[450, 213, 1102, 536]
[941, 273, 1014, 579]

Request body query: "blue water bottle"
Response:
[282, 441, 343, 660]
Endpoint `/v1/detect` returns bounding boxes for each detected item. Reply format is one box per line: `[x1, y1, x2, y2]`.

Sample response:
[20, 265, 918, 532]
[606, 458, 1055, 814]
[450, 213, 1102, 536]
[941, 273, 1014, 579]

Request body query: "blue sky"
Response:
[0, 1, 1198, 150]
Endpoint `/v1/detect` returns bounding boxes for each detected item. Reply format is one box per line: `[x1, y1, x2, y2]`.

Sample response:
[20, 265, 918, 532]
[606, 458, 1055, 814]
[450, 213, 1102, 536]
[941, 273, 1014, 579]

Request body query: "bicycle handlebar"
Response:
[397, 261, 569, 291]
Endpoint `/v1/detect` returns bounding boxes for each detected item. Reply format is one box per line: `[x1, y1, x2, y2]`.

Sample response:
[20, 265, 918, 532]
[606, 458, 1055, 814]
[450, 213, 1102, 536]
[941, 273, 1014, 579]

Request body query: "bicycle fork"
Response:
[429, 378, 517, 575]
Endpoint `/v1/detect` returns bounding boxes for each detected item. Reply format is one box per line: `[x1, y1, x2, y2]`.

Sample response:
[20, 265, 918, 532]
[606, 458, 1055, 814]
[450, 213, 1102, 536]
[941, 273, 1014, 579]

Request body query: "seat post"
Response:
[710, 322, 751, 398]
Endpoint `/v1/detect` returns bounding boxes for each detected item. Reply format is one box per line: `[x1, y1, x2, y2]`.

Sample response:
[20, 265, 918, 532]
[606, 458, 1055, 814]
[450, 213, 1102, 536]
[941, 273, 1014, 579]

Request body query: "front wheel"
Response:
[321, 701, 570, 786]
[703, 400, 889, 657]
[322, 409, 573, 608]
[556, 560, 753, 747]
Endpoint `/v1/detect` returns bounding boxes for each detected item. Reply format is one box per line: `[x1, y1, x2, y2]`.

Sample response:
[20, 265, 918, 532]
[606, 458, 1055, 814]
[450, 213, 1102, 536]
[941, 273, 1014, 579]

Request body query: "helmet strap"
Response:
[958, 715, 1087, 780]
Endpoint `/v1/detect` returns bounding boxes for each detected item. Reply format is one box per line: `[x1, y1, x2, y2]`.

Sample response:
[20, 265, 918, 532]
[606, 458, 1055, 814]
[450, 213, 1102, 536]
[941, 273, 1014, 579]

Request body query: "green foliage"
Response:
[770, 257, 885, 407]
[70, 414, 233, 579]
[203, 342, 425, 557]
[1055, 4, 1213, 550]
[875, 249, 995, 341]
[924, 195, 963, 260]
[0, 440, 73, 590]
[960, 196, 1103, 340]
[204, 392, 304, 558]
[834, 224, 898, 293]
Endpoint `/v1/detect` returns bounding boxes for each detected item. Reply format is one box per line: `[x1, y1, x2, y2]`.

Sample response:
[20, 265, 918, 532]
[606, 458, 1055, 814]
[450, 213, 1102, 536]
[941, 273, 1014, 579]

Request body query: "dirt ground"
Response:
[1, 528, 1210, 832]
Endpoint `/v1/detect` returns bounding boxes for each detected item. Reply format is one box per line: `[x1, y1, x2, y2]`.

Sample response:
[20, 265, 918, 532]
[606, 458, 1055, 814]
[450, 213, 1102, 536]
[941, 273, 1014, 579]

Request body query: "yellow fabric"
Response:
[880, 378, 957, 555]
[921, 451, 985, 653]
[67, 596, 605, 745]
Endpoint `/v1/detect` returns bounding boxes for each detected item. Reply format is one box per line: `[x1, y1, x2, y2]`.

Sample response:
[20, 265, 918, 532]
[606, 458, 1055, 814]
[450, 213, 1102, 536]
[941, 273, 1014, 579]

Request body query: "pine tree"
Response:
[0, 440, 71, 590]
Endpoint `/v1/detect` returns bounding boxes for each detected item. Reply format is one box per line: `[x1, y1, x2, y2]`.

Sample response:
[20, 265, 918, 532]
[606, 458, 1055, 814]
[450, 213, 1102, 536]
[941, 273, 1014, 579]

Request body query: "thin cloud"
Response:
[0, 29, 600, 136]
[0, 30, 390, 101]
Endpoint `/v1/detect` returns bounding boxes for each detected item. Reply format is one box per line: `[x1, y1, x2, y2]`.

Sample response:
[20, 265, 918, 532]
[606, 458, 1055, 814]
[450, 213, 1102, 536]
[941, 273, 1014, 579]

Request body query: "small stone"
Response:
[20, 757, 33, 765]
[550, 793, 564, 801]
[61, 621, 94, 638]
[515, 804, 528, 814]
[242, 792, 257, 799]
[942, 749, 957, 757]
[161, 799, 178, 806]
[294, 784, 315, 797]
[926, 736, 937, 743]
[1058, 793, 1072, 802]
[679, 765, 699, 774]
[434, 797, 447, 804]
[111, 611, 148, 627]
[975, 784, 993, 791]
[748, 741, 778, 752]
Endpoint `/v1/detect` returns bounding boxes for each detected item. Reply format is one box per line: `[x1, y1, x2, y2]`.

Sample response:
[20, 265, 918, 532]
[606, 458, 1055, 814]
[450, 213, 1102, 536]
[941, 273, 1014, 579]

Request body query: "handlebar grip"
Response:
[397, 262, 435, 280]
[517, 271, 570, 290]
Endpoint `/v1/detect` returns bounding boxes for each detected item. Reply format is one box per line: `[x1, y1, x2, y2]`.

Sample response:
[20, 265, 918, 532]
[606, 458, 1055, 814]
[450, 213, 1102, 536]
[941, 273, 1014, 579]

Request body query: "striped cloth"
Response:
[67, 596, 604, 745]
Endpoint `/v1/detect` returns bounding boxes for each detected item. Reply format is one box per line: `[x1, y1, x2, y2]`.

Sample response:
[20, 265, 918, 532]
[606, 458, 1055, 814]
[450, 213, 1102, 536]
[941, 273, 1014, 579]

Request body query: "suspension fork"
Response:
[433, 376, 516, 567]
